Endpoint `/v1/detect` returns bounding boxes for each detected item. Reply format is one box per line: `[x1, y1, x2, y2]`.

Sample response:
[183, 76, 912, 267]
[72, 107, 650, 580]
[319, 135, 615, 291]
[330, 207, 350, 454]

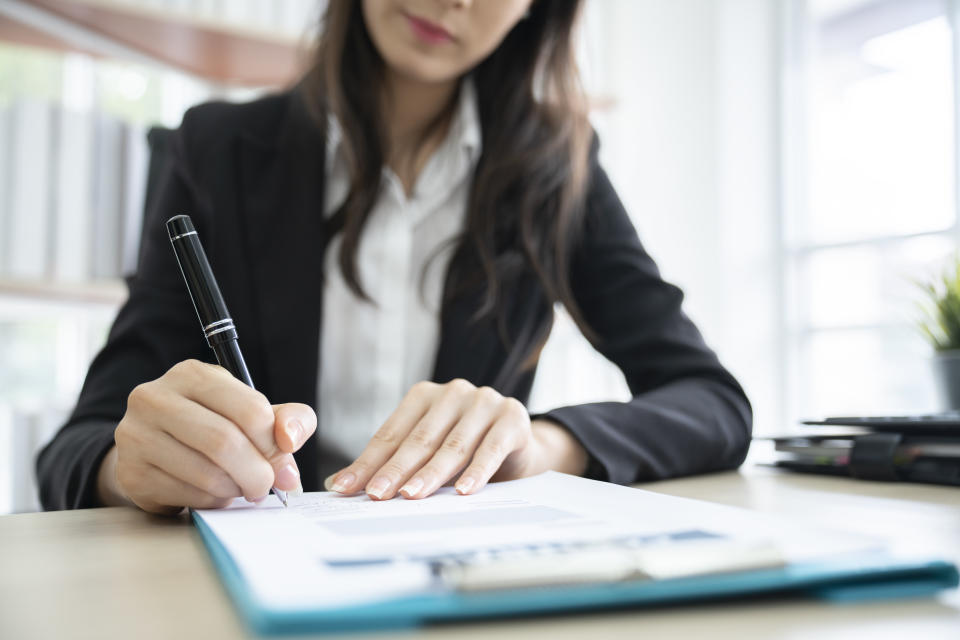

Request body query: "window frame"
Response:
[778, 0, 960, 423]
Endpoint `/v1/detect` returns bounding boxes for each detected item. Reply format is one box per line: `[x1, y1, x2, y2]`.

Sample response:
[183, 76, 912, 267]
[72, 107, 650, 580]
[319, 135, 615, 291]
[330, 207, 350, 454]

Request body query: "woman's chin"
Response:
[389, 58, 462, 87]
[376, 42, 462, 86]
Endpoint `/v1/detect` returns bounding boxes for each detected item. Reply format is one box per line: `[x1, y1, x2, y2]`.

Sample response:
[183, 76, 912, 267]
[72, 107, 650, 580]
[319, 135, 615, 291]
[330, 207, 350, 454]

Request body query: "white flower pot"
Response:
[933, 350, 960, 410]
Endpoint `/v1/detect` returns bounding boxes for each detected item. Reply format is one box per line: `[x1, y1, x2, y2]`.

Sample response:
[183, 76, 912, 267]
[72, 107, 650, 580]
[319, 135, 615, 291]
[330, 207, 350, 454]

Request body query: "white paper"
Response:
[194, 472, 880, 611]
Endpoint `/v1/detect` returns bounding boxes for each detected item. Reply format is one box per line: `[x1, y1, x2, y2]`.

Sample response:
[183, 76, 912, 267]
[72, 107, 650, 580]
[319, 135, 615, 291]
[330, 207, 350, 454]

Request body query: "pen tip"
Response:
[274, 488, 289, 507]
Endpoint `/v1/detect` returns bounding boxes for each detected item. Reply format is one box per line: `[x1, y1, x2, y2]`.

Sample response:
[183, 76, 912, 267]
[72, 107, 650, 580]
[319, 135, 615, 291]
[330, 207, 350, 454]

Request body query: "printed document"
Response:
[194, 471, 878, 611]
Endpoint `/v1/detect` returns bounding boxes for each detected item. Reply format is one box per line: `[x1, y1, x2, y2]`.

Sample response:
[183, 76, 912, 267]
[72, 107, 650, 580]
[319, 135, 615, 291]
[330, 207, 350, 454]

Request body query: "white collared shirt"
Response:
[318, 81, 481, 460]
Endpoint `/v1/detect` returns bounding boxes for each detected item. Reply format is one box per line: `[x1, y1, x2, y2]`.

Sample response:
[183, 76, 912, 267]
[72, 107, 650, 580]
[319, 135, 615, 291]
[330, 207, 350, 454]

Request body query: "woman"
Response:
[37, 0, 751, 514]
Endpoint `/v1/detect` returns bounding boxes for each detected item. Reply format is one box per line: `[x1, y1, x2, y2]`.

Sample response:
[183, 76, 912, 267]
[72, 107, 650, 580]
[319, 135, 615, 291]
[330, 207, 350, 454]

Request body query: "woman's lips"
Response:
[405, 13, 453, 44]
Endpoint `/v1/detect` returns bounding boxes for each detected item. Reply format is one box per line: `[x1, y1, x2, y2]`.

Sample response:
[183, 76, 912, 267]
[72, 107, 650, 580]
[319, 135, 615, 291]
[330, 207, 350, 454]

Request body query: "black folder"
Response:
[769, 416, 960, 486]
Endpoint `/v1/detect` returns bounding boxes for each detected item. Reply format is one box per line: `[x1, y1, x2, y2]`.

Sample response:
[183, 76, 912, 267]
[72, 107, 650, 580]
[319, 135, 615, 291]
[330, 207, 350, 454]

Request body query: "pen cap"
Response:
[166, 215, 234, 343]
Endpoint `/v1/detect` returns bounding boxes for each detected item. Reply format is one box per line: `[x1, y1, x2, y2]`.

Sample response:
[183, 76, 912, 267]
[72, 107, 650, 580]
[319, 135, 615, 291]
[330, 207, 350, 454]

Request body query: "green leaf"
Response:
[915, 254, 960, 352]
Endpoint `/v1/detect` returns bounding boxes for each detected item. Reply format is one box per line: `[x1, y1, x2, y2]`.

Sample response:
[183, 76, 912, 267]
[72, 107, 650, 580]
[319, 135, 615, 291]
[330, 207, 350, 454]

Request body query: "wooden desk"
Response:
[2, 467, 958, 639]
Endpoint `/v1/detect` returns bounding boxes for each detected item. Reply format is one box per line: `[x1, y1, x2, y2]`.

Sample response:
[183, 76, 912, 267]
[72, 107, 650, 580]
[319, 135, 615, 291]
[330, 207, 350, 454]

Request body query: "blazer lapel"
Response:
[432, 251, 553, 399]
[432, 284, 503, 387]
[237, 91, 326, 488]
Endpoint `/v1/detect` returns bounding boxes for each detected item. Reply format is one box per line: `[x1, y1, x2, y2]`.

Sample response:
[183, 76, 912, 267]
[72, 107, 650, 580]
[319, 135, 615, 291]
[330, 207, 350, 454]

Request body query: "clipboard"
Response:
[193, 513, 957, 634]
[190, 473, 959, 635]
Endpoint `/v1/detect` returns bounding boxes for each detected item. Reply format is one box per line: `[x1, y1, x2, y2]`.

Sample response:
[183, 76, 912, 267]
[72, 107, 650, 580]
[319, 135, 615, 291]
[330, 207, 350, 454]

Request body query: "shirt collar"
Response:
[451, 77, 482, 164]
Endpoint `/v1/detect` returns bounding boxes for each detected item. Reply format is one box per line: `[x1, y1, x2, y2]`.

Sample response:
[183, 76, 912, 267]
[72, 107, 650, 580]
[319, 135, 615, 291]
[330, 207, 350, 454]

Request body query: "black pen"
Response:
[166, 214, 289, 507]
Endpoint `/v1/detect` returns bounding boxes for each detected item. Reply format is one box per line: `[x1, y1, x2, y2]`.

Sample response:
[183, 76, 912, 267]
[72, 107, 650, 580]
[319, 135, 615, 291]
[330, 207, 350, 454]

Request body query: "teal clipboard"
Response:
[192, 512, 959, 635]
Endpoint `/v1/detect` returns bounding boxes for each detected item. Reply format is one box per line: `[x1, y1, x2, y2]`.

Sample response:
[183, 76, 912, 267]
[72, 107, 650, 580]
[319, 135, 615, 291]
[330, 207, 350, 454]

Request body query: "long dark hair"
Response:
[304, 0, 593, 365]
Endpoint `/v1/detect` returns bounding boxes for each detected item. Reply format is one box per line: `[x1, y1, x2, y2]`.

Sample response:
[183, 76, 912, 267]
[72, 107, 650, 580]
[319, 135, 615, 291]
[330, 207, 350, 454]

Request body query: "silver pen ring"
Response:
[203, 318, 233, 332]
[205, 324, 236, 338]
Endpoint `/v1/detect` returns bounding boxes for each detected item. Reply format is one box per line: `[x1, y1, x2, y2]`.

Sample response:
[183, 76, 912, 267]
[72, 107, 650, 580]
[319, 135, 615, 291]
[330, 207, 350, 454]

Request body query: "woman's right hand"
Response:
[97, 359, 316, 515]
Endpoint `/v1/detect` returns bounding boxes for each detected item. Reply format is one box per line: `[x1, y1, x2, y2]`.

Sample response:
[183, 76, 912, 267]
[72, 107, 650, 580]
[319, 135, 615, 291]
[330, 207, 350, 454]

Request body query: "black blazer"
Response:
[37, 89, 752, 510]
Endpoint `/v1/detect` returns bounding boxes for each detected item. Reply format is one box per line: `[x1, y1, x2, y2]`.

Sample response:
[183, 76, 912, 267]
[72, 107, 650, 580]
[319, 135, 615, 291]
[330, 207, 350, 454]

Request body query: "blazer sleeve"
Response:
[36, 116, 211, 510]
[537, 153, 752, 485]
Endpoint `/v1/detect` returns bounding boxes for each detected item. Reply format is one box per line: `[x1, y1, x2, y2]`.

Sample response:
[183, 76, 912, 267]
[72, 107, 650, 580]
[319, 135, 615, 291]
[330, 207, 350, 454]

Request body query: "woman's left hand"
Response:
[325, 379, 587, 500]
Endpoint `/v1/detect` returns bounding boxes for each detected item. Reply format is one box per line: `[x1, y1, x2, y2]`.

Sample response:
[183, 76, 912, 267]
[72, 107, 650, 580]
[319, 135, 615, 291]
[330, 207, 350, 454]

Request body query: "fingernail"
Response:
[400, 477, 424, 499]
[277, 463, 300, 491]
[288, 484, 303, 499]
[331, 472, 355, 493]
[455, 476, 475, 495]
[323, 474, 336, 491]
[367, 476, 392, 500]
[284, 419, 303, 445]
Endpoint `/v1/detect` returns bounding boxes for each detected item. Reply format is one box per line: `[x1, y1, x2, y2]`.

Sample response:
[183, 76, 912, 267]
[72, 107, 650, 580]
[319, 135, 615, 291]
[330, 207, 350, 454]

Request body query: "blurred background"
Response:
[0, 0, 956, 513]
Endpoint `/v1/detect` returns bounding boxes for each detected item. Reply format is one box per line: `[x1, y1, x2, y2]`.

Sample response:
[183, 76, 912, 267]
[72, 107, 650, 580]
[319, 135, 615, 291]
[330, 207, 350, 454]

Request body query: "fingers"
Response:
[116, 359, 313, 514]
[265, 404, 316, 494]
[147, 429, 242, 498]
[117, 458, 235, 515]
[127, 385, 275, 501]
[273, 403, 318, 454]
[164, 360, 278, 457]
[326, 382, 438, 496]
[398, 388, 503, 499]
[364, 382, 477, 500]
[326, 380, 533, 502]
[165, 362, 314, 496]
[456, 403, 529, 495]
[271, 452, 303, 493]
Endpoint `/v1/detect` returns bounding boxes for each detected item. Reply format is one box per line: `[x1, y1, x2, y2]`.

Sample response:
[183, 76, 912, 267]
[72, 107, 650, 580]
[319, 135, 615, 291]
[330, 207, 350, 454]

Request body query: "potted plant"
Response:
[918, 257, 960, 410]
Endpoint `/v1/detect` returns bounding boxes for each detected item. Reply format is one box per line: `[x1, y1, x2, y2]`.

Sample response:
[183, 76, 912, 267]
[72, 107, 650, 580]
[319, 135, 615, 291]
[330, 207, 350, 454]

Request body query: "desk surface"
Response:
[2, 467, 958, 640]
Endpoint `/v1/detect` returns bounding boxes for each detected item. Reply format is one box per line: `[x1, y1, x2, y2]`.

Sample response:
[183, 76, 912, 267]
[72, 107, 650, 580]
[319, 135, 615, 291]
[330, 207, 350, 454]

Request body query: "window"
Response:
[783, 0, 958, 419]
